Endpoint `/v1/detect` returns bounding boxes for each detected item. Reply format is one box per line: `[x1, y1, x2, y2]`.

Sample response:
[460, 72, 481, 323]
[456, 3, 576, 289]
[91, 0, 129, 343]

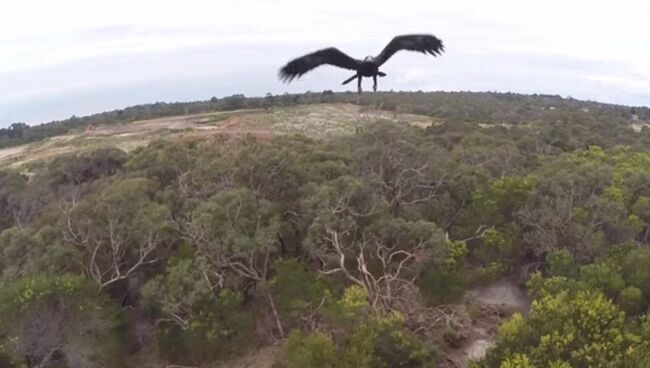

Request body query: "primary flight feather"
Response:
[279, 34, 444, 94]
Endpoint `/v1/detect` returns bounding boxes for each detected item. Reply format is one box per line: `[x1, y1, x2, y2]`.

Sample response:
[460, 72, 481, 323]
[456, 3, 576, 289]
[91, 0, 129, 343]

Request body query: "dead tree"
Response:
[320, 226, 428, 313]
[319, 226, 472, 339]
[63, 201, 163, 290]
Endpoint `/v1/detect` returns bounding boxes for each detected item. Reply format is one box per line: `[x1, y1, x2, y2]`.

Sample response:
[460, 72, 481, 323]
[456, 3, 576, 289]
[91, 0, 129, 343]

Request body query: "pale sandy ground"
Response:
[0, 104, 438, 169]
[0, 145, 27, 161]
[460, 279, 530, 365]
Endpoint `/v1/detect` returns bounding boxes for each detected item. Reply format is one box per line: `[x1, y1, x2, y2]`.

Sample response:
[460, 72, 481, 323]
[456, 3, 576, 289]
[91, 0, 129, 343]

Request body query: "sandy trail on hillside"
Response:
[0, 145, 27, 161]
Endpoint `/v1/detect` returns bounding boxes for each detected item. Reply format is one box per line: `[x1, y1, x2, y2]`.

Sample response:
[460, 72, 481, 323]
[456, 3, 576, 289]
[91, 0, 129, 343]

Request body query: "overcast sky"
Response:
[1, 0, 649, 127]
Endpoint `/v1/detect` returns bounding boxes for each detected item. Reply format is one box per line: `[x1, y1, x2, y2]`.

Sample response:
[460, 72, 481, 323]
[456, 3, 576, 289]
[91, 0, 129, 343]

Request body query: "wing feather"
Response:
[374, 34, 444, 66]
[279, 48, 360, 82]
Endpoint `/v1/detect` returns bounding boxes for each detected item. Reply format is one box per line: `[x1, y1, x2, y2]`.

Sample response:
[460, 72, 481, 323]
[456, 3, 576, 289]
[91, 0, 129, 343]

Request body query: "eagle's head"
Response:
[364, 56, 375, 62]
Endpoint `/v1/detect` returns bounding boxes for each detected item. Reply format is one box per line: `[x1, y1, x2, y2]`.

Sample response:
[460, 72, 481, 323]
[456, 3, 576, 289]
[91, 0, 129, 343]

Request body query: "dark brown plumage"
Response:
[279, 34, 444, 94]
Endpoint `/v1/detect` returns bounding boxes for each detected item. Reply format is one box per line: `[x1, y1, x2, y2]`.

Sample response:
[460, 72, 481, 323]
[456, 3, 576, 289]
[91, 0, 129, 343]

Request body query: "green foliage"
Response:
[526, 273, 581, 299]
[302, 175, 384, 251]
[191, 187, 283, 255]
[488, 176, 533, 222]
[277, 294, 437, 368]
[142, 257, 214, 327]
[64, 177, 170, 287]
[419, 241, 468, 305]
[0, 275, 122, 367]
[143, 257, 255, 363]
[274, 331, 337, 368]
[342, 313, 437, 368]
[632, 196, 650, 219]
[324, 285, 371, 325]
[618, 286, 644, 315]
[499, 354, 534, 368]
[483, 289, 639, 367]
[0, 225, 73, 280]
[473, 261, 509, 284]
[126, 141, 197, 185]
[546, 249, 577, 278]
[579, 261, 626, 297]
[620, 249, 650, 297]
[472, 226, 518, 281]
[0, 170, 26, 231]
[4, 93, 650, 366]
[46, 147, 127, 186]
[270, 258, 331, 327]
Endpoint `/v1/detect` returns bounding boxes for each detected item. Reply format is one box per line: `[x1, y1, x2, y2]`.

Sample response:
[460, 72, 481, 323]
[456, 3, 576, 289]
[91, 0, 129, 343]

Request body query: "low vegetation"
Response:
[1, 92, 650, 367]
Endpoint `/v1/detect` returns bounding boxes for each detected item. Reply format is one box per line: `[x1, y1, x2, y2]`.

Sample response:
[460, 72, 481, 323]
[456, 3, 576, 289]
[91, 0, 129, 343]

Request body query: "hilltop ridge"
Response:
[2, 91, 648, 150]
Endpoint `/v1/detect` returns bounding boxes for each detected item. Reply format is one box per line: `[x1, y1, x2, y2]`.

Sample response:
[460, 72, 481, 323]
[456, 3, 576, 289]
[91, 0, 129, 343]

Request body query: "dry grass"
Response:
[0, 104, 436, 169]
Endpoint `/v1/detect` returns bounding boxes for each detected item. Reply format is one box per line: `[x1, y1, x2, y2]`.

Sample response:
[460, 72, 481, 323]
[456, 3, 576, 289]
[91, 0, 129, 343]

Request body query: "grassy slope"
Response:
[0, 104, 437, 169]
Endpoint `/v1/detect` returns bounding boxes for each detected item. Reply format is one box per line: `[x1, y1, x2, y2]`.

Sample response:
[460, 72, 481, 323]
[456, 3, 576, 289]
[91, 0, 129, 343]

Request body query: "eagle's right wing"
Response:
[279, 48, 361, 82]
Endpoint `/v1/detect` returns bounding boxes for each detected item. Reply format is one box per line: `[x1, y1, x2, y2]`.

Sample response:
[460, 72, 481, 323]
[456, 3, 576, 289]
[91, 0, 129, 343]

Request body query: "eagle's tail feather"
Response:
[342, 74, 357, 85]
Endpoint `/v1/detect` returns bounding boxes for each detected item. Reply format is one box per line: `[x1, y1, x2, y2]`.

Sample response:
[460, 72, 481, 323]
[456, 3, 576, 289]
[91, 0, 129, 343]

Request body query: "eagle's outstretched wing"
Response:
[279, 47, 361, 82]
[374, 34, 444, 66]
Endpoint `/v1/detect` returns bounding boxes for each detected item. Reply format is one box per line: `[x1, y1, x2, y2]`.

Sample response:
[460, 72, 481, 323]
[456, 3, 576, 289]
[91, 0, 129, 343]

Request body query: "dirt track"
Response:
[458, 279, 530, 365]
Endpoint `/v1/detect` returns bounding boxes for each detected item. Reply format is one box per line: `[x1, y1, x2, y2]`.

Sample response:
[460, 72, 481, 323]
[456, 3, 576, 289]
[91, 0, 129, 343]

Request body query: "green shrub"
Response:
[0, 275, 123, 367]
[618, 286, 644, 315]
[418, 265, 466, 305]
[547, 249, 577, 278]
[418, 241, 467, 305]
[270, 258, 331, 328]
[274, 331, 337, 368]
[472, 261, 508, 284]
[579, 262, 625, 297]
[143, 258, 256, 363]
[482, 290, 638, 368]
[342, 313, 438, 368]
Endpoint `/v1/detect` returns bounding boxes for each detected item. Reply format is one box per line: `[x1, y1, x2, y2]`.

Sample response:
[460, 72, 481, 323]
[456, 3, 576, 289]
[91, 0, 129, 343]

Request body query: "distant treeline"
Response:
[2, 91, 649, 149]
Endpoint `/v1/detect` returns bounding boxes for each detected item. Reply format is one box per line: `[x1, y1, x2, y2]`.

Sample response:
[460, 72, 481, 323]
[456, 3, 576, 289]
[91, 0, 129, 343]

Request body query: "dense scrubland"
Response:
[1, 92, 650, 367]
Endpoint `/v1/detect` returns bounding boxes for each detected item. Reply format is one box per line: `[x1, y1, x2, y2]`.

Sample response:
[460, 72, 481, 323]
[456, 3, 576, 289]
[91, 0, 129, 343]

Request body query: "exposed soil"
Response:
[455, 279, 530, 366]
[466, 279, 530, 316]
[0, 109, 268, 168]
[0, 104, 438, 169]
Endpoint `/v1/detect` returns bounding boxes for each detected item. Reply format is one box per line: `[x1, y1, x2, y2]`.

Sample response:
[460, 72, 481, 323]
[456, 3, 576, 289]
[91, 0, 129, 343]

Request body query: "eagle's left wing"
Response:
[374, 34, 444, 66]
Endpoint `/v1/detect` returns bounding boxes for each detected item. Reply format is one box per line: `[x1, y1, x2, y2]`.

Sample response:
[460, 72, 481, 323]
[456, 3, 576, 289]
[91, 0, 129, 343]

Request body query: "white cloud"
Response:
[584, 74, 650, 90]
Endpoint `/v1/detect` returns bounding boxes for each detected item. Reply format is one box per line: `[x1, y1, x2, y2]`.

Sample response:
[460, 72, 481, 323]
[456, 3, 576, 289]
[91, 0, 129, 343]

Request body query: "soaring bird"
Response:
[279, 34, 444, 94]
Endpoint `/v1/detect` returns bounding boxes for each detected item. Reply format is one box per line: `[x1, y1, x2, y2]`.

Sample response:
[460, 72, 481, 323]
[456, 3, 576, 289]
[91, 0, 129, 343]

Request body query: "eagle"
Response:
[279, 34, 444, 94]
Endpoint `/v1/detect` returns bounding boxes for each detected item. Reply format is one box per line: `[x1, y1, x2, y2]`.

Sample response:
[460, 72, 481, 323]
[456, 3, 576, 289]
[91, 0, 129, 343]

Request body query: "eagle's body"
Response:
[359, 57, 379, 77]
[279, 34, 444, 94]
